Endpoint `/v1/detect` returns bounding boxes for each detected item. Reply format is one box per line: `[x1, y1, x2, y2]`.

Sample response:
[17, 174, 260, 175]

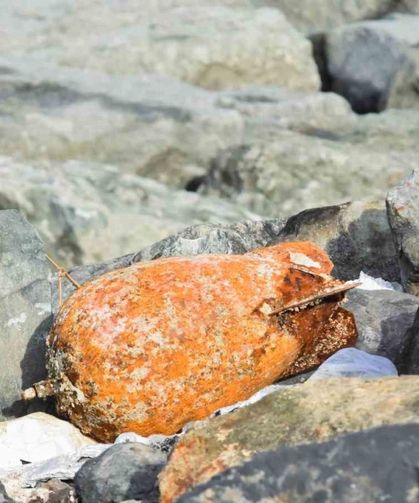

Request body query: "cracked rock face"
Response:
[0, 210, 52, 420]
[47, 242, 356, 442]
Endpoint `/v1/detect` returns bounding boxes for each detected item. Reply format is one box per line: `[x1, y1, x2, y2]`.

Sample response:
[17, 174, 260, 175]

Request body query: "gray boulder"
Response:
[132, 219, 285, 262]
[345, 288, 419, 370]
[0, 4, 319, 92]
[325, 14, 419, 113]
[75, 443, 167, 503]
[252, 0, 397, 34]
[343, 108, 419, 151]
[215, 87, 355, 143]
[0, 158, 257, 267]
[0, 61, 243, 188]
[199, 131, 417, 216]
[178, 424, 419, 503]
[0, 210, 51, 420]
[387, 170, 419, 295]
[0, 61, 350, 188]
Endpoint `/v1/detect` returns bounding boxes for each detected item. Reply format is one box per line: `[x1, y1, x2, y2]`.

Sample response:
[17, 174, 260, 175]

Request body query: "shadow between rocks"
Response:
[2, 315, 55, 419]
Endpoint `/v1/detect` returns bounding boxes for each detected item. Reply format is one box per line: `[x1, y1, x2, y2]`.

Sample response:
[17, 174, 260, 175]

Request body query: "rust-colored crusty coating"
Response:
[48, 242, 357, 442]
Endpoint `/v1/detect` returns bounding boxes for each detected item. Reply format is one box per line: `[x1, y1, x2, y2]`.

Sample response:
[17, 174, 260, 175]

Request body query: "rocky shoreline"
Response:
[1, 1, 419, 502]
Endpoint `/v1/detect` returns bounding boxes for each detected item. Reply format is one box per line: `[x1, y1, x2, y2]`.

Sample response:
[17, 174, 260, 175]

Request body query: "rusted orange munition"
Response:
[31, 242, 357, 442]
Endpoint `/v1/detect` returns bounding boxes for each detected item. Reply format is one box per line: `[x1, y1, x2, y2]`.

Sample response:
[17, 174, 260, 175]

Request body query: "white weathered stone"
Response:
[0, 413, 96, 474]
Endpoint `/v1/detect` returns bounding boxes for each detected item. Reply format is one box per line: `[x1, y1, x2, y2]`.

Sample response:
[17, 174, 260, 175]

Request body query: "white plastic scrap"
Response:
[356, 271, 402, 291]
[308, 347, 398, 380]
[17, 444, 109, 488]
[0, 413, 96, 474]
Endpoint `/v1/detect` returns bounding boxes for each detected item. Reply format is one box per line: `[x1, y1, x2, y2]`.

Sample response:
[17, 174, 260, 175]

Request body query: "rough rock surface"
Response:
[257, 0, 397, 34]
[343, 108, 419, 151]
[133, 220, 285, 262]
[74, 443, 167, 503]
[0, 4, 319, 92]
[213, 87, 355, 144]
[178, 424, 419, 503]
[159, 376, 419, 502]
[0, 60, 352, 188]
[48, 242, 356, 441]
[0, 158, 256, 267]
[345, 288, 419, 370]
[0, 60, 242, 188]
[387, 170, 419, 295]
[199, 131, 417, 216]
[325, 14, 419, 112]
[0, 210, 51, 420]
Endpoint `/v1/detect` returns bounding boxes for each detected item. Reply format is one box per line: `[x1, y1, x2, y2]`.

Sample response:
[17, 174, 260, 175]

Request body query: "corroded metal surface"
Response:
[47, 242, 357, 442]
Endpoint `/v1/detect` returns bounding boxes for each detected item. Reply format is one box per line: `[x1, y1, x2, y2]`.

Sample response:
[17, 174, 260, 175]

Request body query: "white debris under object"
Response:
[308, 347, 398, 380]
[0, 412, 96, 473]
[356, 271, 402, 291]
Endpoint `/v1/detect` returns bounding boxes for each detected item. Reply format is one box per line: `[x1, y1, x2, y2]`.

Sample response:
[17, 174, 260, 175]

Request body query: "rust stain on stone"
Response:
[45, 242, 357, 442]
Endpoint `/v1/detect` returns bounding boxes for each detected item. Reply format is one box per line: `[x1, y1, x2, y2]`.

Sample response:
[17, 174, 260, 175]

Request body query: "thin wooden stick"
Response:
[46, 254, 81, 289]
[58, 269, 63, 307]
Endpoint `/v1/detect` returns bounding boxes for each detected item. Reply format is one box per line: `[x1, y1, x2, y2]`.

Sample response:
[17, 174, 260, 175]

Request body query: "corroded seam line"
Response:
[273, 281, 360, 315]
